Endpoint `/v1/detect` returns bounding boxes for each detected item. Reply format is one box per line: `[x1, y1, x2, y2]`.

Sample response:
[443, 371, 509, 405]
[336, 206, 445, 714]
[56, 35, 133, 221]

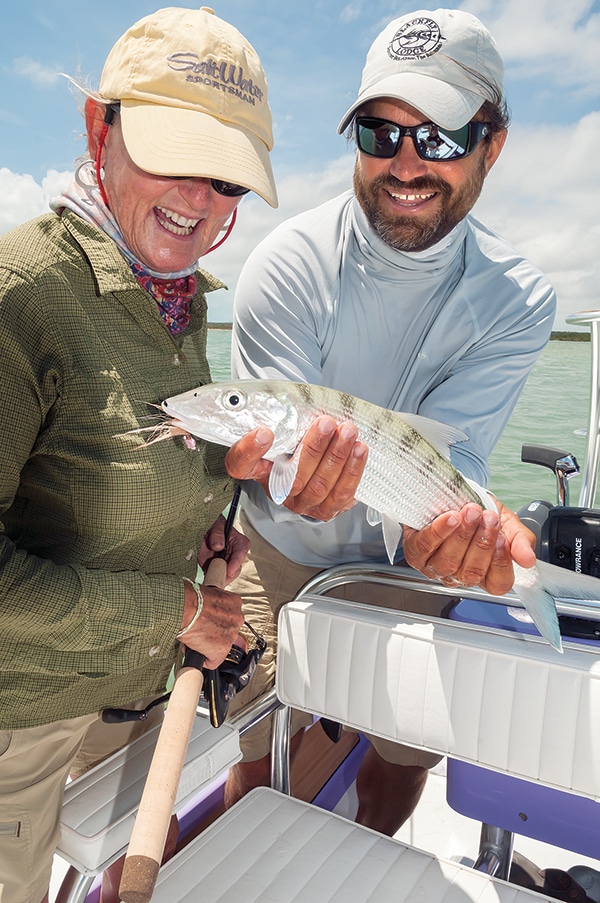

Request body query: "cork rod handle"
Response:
[119, 555, 227, 903]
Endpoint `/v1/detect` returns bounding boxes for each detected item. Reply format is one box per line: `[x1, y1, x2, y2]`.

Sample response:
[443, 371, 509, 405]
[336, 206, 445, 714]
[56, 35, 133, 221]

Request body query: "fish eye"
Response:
[222, 389, 247, 410]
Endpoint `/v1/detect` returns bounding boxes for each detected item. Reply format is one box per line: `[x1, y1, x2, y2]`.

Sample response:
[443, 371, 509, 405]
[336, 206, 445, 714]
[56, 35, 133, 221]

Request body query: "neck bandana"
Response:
[51, 162, 198, 335]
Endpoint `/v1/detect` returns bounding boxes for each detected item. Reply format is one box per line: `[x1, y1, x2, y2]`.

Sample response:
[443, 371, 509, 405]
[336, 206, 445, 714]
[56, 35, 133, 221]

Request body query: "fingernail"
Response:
[340, 423, 358, 440]
[482, 511, 499, 528]
[352, 441, 368, 459]
[447, 514, 460, 527]
[464, 506, 482, 524]
[317, 418, 335, 435]
[255, 429, 271, 446]
[495, 533, 506, 550]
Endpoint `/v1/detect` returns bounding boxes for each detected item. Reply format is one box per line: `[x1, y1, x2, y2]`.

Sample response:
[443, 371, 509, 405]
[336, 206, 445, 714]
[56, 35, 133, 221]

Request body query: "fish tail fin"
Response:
[513, 579, 563, 652]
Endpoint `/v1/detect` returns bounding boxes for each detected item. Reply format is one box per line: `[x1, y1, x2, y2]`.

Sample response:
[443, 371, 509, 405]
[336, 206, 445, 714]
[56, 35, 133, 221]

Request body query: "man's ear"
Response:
[483, 128, 507, 175]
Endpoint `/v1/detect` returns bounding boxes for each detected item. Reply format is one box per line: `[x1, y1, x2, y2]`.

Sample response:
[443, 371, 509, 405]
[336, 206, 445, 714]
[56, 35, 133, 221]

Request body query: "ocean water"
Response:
[206, 329, 595, 511]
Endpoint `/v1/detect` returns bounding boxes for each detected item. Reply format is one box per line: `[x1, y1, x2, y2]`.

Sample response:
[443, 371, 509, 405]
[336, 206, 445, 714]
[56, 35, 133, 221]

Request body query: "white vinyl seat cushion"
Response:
[152, 787, 557, 902]
[58, 710, 240, 874]
[151, 595, 600, 901]
[277, 598, 600, 798]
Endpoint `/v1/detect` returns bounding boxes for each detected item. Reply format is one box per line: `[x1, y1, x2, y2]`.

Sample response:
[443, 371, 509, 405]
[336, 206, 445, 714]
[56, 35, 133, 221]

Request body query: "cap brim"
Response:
[120, 100, 278, 208]
[337, 74, 484, 134]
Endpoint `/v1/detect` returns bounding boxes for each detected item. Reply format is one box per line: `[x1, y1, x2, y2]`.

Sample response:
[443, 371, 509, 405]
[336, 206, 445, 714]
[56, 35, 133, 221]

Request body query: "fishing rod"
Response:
[119, 482, 265, 903]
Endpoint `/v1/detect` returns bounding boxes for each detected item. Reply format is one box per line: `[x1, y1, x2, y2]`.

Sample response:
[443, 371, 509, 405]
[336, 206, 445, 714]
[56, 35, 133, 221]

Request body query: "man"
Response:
[223, 8, 556, 835]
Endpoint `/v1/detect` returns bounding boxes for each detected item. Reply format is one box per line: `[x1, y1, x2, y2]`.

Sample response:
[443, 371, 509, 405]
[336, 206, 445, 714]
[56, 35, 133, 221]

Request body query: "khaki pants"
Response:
[0, 698, 163, 903]
[227, 512, 444, 768]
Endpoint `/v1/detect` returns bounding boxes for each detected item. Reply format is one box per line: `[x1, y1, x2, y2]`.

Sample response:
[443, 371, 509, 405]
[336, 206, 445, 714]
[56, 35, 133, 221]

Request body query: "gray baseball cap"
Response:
[338, 8, 504, 133]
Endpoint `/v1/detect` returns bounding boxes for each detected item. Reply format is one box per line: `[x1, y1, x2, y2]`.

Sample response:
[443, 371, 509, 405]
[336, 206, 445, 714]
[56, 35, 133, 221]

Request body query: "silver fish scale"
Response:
[296, 384, 481, 529]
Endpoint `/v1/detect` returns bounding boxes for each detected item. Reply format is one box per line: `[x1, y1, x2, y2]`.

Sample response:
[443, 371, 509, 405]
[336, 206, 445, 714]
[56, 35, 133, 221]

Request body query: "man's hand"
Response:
[402, 500, 537, 596]
[224, 416, 368, 521]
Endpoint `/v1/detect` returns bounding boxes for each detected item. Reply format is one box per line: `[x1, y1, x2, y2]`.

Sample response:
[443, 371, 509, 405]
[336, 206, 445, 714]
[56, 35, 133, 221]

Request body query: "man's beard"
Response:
[353, 157, 487, 252]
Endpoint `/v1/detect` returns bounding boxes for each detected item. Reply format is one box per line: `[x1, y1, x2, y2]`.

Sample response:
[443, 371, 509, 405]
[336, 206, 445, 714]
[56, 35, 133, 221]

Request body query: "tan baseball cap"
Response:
[100, 6, 277, 207]
[338, 8, 504, 134]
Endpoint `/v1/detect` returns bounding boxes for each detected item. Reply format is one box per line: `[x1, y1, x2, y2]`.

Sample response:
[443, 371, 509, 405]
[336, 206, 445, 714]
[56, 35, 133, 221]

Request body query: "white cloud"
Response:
[0, 168, 72, 234]
[463, 0, 600, 92]
[475, 111, 600, 329]
[10, 56, 62, 88]
[339, 3, 365, 24]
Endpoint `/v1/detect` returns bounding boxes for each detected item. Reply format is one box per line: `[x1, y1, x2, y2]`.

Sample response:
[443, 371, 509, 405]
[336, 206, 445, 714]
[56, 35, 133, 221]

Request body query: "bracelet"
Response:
[176, 580, 204, 639]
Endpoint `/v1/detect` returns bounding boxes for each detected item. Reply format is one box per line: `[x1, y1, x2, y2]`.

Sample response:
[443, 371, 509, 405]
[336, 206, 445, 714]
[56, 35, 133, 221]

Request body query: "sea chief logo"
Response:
[388, 16, 445, 60]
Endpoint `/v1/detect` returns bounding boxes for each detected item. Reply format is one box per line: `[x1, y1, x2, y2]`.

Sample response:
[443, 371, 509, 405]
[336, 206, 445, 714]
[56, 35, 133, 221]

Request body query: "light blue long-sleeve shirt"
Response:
[232, 191, 556, 567]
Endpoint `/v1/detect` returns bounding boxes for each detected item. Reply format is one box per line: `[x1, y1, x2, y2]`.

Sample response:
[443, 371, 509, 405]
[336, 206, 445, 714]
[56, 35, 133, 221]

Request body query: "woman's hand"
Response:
[198, 514, 250, 583]
[178, 579, 245, 669]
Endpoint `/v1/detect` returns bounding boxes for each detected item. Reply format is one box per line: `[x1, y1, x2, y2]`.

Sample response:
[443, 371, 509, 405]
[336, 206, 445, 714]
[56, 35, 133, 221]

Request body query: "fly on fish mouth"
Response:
[119, 405, 198, 449]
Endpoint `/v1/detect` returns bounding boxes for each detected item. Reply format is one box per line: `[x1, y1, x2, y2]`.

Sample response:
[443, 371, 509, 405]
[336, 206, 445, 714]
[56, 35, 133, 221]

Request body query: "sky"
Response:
[0, 0, 599, 330]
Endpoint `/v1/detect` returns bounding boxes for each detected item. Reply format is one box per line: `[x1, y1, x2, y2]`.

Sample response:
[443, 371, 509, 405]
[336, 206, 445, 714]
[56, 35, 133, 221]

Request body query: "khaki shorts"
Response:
[0, 697, 163, 903]
[227, 512, 444, 770]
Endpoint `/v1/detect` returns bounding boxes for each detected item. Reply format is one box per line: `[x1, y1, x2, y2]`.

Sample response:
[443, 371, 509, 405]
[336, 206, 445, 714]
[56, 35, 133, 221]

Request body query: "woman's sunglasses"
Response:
[165, 175, 250, 197]
[355, 116, 491, 162]
[211, 179, 251, 198]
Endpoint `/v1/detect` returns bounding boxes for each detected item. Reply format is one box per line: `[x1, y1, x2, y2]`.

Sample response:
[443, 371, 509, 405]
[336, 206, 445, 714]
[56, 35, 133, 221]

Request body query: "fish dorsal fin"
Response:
[399, 412, 468, 461]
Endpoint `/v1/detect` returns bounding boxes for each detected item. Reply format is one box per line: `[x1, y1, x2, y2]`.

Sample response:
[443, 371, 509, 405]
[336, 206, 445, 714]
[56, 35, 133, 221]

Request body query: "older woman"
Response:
[0, 8, 364, 903]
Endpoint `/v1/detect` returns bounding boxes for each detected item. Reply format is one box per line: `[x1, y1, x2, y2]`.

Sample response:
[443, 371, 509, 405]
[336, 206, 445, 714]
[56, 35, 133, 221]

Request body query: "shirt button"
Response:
[171, 352, 182, 365]
[184, 548, 195, 561]
[203, 493, 214, 504]
[148, 645, 161, 657]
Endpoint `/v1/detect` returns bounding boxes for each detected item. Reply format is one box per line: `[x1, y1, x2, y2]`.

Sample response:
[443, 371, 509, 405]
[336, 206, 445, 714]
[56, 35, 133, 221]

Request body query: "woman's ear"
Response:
[84, 98, 107, 160]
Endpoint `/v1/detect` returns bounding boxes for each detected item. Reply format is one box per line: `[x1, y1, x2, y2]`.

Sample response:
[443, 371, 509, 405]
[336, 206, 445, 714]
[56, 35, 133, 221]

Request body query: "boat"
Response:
[50, 310, 600, 903]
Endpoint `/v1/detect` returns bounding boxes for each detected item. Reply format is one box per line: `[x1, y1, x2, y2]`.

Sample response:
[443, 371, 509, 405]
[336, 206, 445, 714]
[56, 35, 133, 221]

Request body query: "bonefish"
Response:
[159, 379, 600, 652]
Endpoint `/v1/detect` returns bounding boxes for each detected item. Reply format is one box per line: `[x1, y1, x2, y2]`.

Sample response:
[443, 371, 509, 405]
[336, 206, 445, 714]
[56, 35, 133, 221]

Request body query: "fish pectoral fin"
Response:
[268, 448, 301, 505]
[382, 516, 404, 565]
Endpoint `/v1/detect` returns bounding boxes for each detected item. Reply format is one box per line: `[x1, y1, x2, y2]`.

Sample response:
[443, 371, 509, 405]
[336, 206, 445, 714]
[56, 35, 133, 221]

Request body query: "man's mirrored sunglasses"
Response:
[355, 117, 491, 162]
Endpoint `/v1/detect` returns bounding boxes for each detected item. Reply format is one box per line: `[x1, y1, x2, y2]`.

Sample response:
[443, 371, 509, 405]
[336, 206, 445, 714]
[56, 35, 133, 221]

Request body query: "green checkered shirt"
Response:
[0, 211, 233, 728]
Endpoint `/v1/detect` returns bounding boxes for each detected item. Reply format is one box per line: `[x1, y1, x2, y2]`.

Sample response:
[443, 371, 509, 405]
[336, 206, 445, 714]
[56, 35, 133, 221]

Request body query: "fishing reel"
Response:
[202, 622, 267, 727]
[101, 622, 266, 729]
